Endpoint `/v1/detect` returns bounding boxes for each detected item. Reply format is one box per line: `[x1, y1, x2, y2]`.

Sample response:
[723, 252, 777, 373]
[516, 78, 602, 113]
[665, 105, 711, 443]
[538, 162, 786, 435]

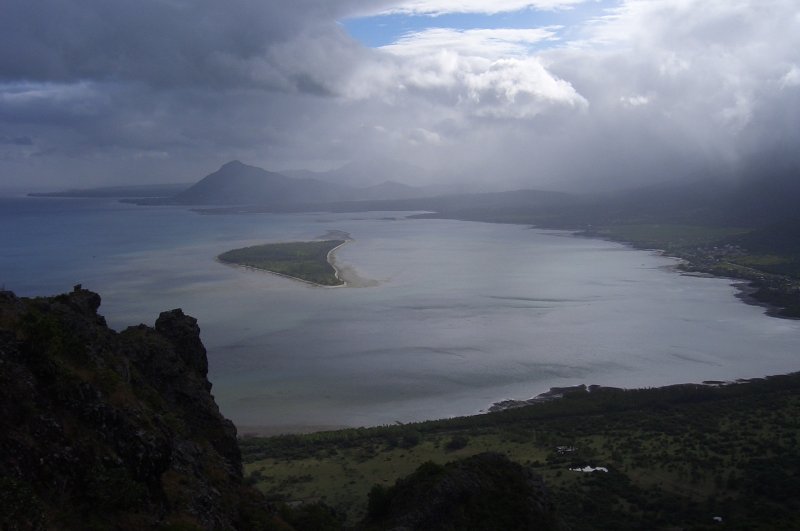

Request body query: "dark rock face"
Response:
[155, 308, 209, 379]
[362, 453, 567, 531]
[0, 287, 270, 530]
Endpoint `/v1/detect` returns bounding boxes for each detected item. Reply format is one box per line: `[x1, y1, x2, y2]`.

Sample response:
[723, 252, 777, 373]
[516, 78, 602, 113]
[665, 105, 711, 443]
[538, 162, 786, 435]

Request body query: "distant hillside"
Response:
[322, 188, 586, 224]
[353, 180, 432, 201]
[259, 171, 796, 230]
[283, 157, 431, 188]
[171, 160, 353, 205]
[166, 161, 444, 205]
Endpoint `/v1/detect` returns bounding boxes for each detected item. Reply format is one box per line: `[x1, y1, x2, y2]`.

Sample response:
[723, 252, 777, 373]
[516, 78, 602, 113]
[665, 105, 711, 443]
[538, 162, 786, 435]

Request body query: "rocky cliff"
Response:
[0, 287, 570, 530]
[0, 286, 271, 530]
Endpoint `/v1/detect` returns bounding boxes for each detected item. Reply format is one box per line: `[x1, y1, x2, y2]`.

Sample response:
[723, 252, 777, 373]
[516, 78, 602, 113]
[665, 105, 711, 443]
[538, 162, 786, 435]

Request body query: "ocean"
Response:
[2, 195, 799, 431]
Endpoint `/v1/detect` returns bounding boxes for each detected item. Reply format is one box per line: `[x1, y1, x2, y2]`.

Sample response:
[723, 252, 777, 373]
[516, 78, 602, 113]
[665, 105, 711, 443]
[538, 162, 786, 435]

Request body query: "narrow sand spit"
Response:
[328, 241, 379, 288]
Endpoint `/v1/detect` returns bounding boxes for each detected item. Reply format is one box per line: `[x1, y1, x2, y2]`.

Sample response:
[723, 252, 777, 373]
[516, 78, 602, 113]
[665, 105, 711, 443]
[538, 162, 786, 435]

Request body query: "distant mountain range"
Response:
[170, 160, 348, 204]
[29, 160, 463, 205]
[162, 160, 446, 205]
[281, 157, 430, 188]
[29, 159, 800, 232]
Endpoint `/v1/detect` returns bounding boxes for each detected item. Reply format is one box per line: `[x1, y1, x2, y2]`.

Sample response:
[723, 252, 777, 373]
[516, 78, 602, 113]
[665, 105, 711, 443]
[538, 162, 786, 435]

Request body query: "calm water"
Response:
[2, 196, 799, 431]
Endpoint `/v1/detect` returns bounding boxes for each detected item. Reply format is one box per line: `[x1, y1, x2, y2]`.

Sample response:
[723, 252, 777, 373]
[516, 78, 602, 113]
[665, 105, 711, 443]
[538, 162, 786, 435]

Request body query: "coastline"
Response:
[485, 374, 792, 413]
[573, 229, 800, 320]
[234, 371, 800, 435]
[414, 211, 799, 319]
[731, 280, 796, 319]
[326, 240, 349, 287]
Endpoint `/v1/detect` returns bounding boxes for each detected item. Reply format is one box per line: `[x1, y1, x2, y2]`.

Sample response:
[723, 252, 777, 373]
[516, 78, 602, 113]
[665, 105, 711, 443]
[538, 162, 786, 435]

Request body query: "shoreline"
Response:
[326, 240, 349, 287]
[235, 371, 800, 436]
[485, 374, 785, 413]
[414, 212, 798, 319]
[572, 229, 799, 320]
[731, 280, 798, 319]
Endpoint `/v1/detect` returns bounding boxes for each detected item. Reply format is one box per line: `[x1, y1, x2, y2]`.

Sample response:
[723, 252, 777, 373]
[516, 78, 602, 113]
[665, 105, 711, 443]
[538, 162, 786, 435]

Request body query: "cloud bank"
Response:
[0, 0, 798, 190]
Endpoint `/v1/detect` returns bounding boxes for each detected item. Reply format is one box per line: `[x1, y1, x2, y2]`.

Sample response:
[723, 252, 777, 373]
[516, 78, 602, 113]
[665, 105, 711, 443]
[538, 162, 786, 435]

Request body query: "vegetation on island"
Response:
[241, 373, 800, 529]
[218, 240, 346, 286]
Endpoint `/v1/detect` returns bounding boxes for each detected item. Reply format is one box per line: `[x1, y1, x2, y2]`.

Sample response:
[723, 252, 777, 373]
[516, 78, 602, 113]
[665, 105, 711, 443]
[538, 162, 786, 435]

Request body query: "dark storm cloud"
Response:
[0, 135, 33, 146]
[0, 0, 371, 92]
[0, 0, 381, 185]
[0, 0, 798, 189]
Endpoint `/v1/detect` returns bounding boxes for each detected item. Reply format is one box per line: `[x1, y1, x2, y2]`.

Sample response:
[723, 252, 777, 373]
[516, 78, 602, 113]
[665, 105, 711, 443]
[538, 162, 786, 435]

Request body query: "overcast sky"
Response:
[1, 0, 798, 190]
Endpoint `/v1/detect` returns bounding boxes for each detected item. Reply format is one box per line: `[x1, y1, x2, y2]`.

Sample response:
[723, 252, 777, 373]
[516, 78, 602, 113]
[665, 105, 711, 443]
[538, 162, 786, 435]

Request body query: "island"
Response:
[218, 239, 347, 286]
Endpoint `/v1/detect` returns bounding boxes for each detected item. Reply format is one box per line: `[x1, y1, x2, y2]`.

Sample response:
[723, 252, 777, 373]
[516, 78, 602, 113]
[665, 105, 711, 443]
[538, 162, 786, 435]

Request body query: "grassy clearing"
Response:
[218, 240, 346, 286]
[242, 375, 800, 529]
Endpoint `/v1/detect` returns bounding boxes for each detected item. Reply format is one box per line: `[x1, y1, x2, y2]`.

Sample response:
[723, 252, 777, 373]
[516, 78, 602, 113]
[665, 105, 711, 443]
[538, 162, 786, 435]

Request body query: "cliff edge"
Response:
[0, 286, 271, 530]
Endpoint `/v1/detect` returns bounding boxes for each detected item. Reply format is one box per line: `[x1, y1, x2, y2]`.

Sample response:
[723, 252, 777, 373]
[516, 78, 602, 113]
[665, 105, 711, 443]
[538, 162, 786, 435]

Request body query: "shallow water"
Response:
[2, 196, 799, 430]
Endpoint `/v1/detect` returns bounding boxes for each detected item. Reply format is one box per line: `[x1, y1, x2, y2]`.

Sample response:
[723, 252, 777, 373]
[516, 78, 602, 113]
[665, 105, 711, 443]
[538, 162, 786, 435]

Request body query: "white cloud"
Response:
[781, 65, 800, 89]
[546, 0, 800, 160]
[620, 94, 650, 107]
[377, 0, 590, 16]
[463, 58, 587, 117]
[719, 93, 753, 131]
[381, 27, 561, 58]
[346, 28, 586, 120]
[408, 127, 442, 144]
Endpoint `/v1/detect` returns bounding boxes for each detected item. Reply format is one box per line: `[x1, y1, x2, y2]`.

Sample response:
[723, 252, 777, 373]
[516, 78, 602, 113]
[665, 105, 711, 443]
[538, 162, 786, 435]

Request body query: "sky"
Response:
[1, 0, 799, 190]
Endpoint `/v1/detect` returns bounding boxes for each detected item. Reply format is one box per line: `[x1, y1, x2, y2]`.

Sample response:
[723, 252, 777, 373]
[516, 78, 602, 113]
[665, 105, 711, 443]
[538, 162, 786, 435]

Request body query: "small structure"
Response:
[570, 466, 608, 473]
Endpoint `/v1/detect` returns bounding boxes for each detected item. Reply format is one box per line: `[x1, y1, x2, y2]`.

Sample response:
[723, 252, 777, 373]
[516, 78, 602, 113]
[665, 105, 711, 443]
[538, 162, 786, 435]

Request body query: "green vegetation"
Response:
[589, 224, 748, 251]
[242, 374, 800, 529]
[218, 240, 346, 286]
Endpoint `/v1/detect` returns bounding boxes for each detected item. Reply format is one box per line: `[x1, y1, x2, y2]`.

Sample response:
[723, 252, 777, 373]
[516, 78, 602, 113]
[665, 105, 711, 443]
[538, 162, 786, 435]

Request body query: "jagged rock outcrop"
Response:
[361, 453, 567, 531]
[0, 287, 272, 530]
[0, 287, 571, 531]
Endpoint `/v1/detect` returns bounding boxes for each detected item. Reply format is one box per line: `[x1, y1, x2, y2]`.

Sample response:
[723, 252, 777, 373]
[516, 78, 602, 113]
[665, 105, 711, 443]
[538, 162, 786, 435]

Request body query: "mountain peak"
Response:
[220, 159, 246, 169]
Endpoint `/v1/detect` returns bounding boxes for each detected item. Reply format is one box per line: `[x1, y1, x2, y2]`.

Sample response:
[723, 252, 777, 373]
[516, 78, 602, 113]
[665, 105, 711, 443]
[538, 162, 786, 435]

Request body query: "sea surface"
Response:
[2, 195, 799, 431]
